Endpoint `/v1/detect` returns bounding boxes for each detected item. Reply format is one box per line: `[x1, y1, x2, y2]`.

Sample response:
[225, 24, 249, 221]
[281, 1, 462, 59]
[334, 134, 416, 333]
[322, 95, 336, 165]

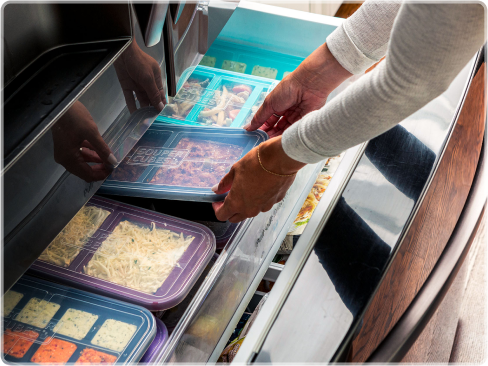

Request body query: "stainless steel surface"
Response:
[3, 5, 167, 291]
[133, 3, 169, 47]
[235, 54, 478, 364]
[3, 3, 132, 171]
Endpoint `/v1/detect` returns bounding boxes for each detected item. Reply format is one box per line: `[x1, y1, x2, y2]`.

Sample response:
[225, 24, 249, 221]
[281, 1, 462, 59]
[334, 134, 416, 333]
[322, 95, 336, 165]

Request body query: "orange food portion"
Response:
[31, 338, 77, 364]
[3, 329, 39, 358]
[75, 348, 117, 364]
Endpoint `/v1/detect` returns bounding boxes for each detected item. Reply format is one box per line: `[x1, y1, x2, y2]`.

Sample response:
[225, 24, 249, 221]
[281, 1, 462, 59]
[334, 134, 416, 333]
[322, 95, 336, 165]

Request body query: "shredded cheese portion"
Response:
[39, 206, 111, 267]
[84, 220, 194, 294]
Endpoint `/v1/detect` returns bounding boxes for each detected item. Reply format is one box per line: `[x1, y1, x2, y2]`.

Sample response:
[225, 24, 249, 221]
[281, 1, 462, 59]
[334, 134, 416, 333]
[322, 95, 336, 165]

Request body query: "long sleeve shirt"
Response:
[281, 2, 485, 163]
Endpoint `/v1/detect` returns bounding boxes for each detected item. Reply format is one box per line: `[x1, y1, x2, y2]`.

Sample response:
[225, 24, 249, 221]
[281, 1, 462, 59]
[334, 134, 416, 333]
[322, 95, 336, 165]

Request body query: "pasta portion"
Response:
[84, 220, 194, 294]
[39, 206, 111, 267]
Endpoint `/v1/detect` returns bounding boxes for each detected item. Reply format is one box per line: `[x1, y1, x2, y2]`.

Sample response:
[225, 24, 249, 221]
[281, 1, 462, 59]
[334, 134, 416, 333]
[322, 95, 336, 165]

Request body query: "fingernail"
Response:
[107, 153, 117, 167]
[243, 123, 251, 130]
[211, 184, 218, 193]
[157, 102, 164, 112]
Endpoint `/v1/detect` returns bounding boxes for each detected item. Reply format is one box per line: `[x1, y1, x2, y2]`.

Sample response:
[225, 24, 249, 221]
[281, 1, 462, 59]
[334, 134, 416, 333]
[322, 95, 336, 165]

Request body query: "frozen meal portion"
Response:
[3, 290, 23, 317]
[15, 298, 60, 328]
[91, 319, 137, 352]
[200, 56, 216, 68]
[251, 65, 278, 79]
[150, 138, 244, 188]
[109, 131, 172, 183]
[222, 60, 247, 73]
[3, 329, 39, 358]
[162, 76, 211, 120]
[84, 220, 194, 294]
[53, 309, 99, 340]
[75, 348, 117, 365]
[39, 206, 111, 267]
[198, 83, 253, 126]
[31, 338, 77, 364]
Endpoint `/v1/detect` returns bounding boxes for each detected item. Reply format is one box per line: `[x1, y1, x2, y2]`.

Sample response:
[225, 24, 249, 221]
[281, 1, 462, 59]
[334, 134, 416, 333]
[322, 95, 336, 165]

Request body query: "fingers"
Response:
[80, 147, 103, 163]
[212, 198, 235, 222]
[142, 67, 165, 111]
[135, 90, 150, 109]
[153, 66, 167, 106]
[211, 168, 235, 195]
[84, 128, 117, 169]
[123, 90, 138, 114]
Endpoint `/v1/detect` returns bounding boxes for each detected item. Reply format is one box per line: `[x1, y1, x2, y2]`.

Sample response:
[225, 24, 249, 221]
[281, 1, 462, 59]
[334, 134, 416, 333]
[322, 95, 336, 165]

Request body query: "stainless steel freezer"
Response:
[2, 1, 485, 364]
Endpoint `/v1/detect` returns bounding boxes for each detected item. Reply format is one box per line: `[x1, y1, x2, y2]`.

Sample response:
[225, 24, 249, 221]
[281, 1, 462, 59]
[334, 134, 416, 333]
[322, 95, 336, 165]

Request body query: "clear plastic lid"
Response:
[98, 124, 268, 202]
[2, 276, 156, 364]
[156, 66, 278, 128]
[29, 196, 216, 311]
[139, 317, 168, 363]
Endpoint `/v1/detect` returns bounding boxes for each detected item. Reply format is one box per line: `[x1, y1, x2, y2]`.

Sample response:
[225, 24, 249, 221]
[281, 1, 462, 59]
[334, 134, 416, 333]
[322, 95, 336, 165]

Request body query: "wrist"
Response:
[259, 136, 306, 176]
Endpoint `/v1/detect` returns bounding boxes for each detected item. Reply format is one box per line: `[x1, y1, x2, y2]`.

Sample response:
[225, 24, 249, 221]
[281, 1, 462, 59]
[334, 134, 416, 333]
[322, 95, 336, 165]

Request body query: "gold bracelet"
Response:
[257, 145, 296, 177]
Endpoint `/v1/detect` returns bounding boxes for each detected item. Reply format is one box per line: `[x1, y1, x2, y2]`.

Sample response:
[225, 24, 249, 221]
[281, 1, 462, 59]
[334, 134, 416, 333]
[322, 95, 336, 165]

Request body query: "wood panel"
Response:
[350, 63, 486, 362]
[334, 2, 363, 18]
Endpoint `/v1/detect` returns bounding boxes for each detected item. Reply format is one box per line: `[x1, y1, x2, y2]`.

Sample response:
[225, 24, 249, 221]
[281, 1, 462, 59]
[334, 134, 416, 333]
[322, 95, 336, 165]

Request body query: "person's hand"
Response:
[212, 137, 306, 223]
[52, 101, 117, 183]
[244, 43, 352, 137]
[114, 39, 166, 113]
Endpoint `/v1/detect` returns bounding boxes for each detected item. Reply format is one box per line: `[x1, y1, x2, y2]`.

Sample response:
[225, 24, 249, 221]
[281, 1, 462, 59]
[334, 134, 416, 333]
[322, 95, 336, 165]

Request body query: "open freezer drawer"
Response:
[151, 3, 365, 362]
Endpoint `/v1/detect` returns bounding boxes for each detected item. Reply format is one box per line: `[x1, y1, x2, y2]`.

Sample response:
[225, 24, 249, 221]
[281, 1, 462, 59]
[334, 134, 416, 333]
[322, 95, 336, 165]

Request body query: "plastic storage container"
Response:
[195, 221, 240, 249]
[156, 66, 277, 128]
[199, 40, 303, 81]
[29, 196, 216, 311]
[2, 275, 156, 364]
[139, 318, 168, 363]
[98, 124, 268, 202]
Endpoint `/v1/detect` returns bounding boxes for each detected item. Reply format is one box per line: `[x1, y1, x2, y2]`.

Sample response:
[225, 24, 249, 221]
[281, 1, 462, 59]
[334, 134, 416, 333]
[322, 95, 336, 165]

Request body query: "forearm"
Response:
[327, 0, 402, 74]
[282, 3, 485, 163]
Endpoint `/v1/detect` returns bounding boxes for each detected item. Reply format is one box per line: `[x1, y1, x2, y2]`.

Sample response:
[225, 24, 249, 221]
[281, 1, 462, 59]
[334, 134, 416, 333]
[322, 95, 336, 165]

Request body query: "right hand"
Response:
[245, 43, 353, 137]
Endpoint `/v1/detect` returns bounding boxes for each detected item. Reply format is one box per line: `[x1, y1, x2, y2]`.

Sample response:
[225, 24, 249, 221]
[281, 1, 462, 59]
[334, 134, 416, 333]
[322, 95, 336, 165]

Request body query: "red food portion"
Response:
[75, 348, 117, 365]
[232, 85, 252, 94]
[229, 109, 240, 120]
[31, 338, 77, 364]
[3, 329, 39, 358]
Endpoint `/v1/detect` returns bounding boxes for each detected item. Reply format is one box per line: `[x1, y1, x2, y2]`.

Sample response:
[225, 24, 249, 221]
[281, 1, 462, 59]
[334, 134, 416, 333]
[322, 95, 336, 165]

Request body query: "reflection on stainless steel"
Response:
[236, 55, 478, 364]
[133, 3, 169, 48]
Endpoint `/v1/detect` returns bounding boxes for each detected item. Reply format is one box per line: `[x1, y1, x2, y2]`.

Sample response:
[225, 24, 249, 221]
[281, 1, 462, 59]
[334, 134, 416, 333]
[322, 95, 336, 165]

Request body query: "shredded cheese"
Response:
[84, 220, 194, 294]
[39, 206, 111, 267]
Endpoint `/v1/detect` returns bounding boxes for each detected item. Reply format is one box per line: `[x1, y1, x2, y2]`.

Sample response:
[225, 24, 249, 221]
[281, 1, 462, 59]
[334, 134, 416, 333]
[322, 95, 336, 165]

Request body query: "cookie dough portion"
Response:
[222, 60, 247, 73]
[200, 56, 216, 68]
[91, 319, 137, 352]
[251, 65, 278, 79]
[3, 290, 23, 317]
[15, 298, 60, 328]
[53, 308, 99, 340]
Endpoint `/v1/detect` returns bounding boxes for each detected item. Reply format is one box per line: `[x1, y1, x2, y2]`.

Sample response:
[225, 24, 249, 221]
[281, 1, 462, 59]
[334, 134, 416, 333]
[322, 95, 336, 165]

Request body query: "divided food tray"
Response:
[199, 40, 303, 81]
[98, 124, 268, 202]
[156, 66, 278, 128]
[140, 318, 168, 363]
[29, 196, 216, 311]
[2, 276, 156, 364]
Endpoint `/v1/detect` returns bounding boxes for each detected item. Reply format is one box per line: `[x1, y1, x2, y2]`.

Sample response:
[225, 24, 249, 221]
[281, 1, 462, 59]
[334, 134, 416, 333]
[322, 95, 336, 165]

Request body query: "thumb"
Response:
[211, 167, 235, 194]
[86, 130, 117, 169]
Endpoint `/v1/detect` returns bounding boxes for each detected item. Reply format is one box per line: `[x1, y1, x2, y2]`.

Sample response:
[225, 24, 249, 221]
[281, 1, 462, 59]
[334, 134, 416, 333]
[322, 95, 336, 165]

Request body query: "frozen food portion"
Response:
[149, 138, 244, 187]
[84, 220, 194, 294]
[3, 290, 23, 317]
[222, 60, 247, 73]
[109, 131, 172, 182]
[91, 319, 137, 352]
[15, 298, 60, 328]
[3, 329, 39, 358]
[39, 206, 111, 267]
[75, 348, 117, 365]
[31, 338, 77, 364]
[200, 56, 216, 68]
[53, 309, 98, 340]
[197, 84, 252, 126]
[251, 65, 278, 79]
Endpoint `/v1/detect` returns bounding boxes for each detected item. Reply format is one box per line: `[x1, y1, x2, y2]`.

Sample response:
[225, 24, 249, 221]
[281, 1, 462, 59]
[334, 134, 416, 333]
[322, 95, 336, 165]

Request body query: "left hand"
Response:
[212, 137, 306, 223]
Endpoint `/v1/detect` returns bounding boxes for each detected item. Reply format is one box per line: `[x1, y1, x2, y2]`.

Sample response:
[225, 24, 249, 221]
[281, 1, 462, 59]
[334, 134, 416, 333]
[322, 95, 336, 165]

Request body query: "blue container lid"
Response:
[2, 276, 156, 364]
[98, 123, 268, 202]
[156, 66, 278, 128]
[140, 317, 168, 363]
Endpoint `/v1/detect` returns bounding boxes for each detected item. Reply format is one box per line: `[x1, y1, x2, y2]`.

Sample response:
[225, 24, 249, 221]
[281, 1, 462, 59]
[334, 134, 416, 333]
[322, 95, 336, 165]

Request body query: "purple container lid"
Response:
[140, 317, 168, 363]
[29, 196, 216, 311]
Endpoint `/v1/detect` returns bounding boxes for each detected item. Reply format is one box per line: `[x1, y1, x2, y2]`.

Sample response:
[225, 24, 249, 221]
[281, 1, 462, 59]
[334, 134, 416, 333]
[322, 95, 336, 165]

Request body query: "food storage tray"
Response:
[29, 196, 216, 311]
[140, 318, 168, 363]
[2, 275, 156, 364]
[199, 39, 303, 81]
[195, 221, 240, 250]
[155, 65, 278, 128]
[98, 124, 268, 202]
